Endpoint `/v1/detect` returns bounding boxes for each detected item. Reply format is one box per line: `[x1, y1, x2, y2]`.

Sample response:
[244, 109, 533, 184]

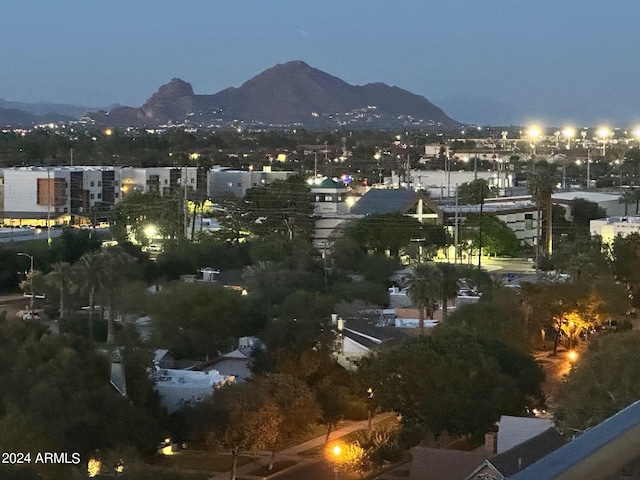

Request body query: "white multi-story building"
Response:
[2, 166, 122, 224]
[120, 166, 203, 197]
[590, 216, 640, 244]
[208, 166, 296, 198]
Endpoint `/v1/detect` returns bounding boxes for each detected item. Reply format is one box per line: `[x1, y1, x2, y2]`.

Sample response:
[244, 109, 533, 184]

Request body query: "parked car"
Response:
[22, 310, 40, 320]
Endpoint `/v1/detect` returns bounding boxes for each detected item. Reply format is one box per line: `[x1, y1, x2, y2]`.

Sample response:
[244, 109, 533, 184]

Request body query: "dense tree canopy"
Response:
[0, 318, 158, 479]
[242, 176, 315, 243]
[149, 283, 252, 358]
[463, 213, 520, 257]
[359, 330, 543, 441]
[342, 213, 447, 259]
[555, 332, 640, 433]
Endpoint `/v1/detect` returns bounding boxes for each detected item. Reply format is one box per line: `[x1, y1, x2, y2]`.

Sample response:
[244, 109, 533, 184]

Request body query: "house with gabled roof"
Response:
[511, 399, 640, 480]
[466, 427, 566, 480]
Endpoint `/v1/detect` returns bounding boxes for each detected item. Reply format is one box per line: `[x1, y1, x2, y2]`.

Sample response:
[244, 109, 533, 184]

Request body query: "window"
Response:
[525, 213, 533, 230]
[97, 193, 102, 199]
[90, 181, 95, 187]
[115, 192, 119, 198]
[325, 195, 333, 202]
[97, 181, 102, 187]
[164, 179, 168, 185]
[90, 193, 95, 199]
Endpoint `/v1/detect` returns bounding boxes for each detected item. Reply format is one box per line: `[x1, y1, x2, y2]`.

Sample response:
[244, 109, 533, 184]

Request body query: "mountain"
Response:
[0, 98, 92, 118]
[0, 107, 74, 127]
[89, 61, 459, 129]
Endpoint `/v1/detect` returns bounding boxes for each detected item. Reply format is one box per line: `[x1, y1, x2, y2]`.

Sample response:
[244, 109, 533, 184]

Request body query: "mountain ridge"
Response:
[89, 61, 459, 128]
[1, 61, 459, 129]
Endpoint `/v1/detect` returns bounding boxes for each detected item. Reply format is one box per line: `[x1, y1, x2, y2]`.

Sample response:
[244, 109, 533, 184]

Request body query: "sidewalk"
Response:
[207, 412, 397, 480]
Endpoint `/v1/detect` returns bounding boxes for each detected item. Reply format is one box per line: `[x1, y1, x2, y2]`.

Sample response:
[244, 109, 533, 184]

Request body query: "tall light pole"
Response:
[18, 253, 34, 315]
[562, 128, 575, 189]
[597, 127, 611, 157]
[527, 126, 541, 158]
[562, 127, 575, 151]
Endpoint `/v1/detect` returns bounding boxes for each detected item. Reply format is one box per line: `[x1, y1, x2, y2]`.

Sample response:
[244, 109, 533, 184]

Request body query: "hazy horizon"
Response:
[4, 1, 640, 127]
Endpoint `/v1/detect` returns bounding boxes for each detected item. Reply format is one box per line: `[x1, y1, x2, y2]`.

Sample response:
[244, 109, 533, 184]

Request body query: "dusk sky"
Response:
[3, 1, 640, 126]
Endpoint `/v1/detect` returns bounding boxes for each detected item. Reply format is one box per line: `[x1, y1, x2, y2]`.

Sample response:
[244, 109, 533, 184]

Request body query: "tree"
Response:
[0, 318, 159, 478]
[619, 190, 636, 217]
[45, 262, 72, 320]
[358, 331, 543, 441]
[555, 332, 640, 434]
[342, 213, 426, 259]
[457, 179, 496, 204]
[198, 384, 281, 480]
[529, 161, 556, 257]
[110, 191, 183, 245]
[441, 289, 528, 350]
[570, 198, 606, 231]
[435, 262, 460, 319]
[406, 263, 442, 329]
[242, 176, 315, 243]
[97, 248, 137, 344]
[73, 251, 104, 341]
[149, 283, 246, 359]
[463, 214, 520, 257]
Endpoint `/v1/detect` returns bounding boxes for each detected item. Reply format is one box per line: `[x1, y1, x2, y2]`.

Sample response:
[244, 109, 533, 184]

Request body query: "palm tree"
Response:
[99, 248, 135, 344]
[529, 161, 555, 264]
[74, 251, 104, 341]
[435, 263, 461, 320]
[619, 190, 636, 217]
[407, 263, 442, 331]
[46, 262, 72, 320]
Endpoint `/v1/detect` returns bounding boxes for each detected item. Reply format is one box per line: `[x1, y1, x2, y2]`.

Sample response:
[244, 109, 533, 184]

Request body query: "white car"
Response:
[22, 311, 40, 320]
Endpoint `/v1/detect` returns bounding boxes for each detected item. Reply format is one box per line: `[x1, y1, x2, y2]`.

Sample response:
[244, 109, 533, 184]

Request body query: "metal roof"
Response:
[511, 399, 640, 480]
[350, 189, 428, 215]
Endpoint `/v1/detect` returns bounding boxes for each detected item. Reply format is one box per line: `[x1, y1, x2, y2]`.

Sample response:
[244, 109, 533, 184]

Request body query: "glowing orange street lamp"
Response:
[332, 444, 342, 480]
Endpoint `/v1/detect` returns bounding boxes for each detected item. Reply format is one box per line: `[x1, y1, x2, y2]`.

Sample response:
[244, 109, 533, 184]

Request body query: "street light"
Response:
[562, 127, 576, 150]
[332, 444, 342, 480]
[597, 127, 611, 157]
[374, 151, 382, 185]
[17, 253, 34, 316]
[527, 126, 541, 158]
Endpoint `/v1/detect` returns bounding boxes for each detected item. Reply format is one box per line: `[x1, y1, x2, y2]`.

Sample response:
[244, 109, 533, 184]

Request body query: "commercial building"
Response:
[590, 216, 640, 244]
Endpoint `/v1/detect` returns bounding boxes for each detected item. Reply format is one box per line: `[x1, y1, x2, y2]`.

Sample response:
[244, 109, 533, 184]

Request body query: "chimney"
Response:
[484, 432, 497, 454]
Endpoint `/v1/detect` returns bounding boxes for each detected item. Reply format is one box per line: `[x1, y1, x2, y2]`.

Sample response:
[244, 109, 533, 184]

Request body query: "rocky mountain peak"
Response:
[141, 78, 196, 121]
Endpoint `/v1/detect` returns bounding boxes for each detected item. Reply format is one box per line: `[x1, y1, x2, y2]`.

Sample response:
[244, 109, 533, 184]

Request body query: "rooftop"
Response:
[350, 188, 430, 215]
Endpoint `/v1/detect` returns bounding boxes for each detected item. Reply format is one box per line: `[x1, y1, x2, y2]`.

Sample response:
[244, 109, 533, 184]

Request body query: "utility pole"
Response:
[183, 166, 189, 239]
[454, 184, 459, 263]
[586, 147, 591, 189]
[18, 253, 34, 315]
[478, 193, 484, 271]
[46, 167, 51, 246]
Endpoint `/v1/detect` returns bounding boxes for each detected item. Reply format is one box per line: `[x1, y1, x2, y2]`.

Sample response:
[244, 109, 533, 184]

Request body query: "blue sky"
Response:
[3, 1, 640, 126]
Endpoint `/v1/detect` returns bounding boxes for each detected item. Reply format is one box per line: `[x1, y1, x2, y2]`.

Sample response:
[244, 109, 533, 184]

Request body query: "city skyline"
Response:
[3, 1, 640, 126]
